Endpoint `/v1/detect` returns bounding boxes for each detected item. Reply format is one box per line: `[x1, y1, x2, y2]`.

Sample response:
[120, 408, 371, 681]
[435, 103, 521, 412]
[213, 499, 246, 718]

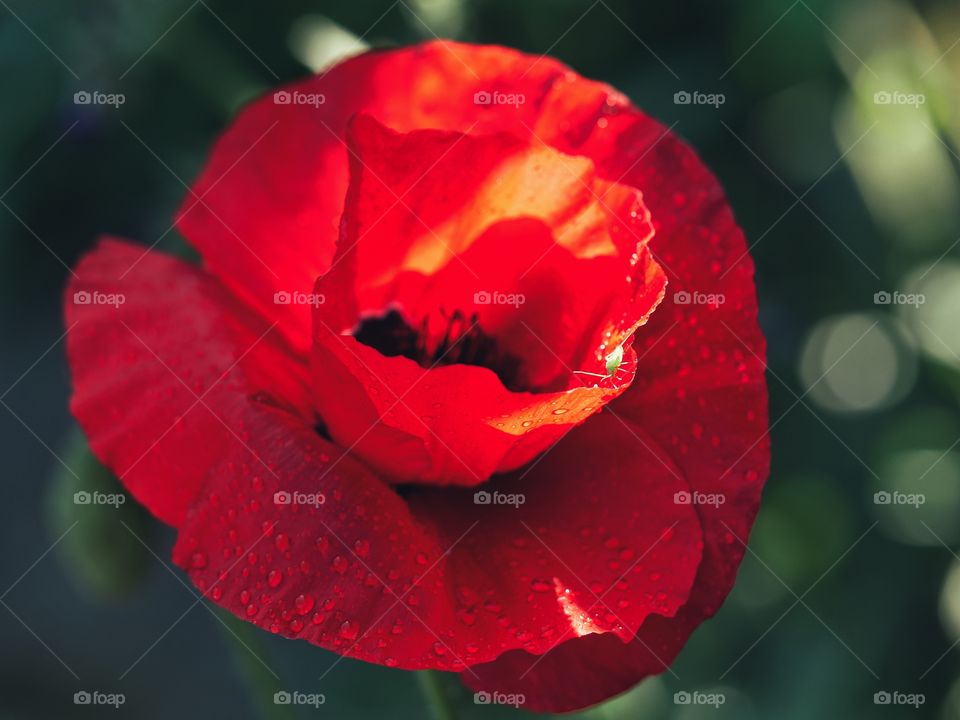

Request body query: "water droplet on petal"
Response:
[338, 620, 359, 640]
[295, 594, 315, 615]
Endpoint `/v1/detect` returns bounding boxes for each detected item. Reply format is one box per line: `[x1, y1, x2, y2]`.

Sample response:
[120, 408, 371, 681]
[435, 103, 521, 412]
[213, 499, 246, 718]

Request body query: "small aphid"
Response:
[573, 343, 633, 383]
[604, 344, 624, 376]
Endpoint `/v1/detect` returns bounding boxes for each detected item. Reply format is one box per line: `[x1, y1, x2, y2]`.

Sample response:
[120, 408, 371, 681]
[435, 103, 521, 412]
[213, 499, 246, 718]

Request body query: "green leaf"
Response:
[44, 427, 156, 599]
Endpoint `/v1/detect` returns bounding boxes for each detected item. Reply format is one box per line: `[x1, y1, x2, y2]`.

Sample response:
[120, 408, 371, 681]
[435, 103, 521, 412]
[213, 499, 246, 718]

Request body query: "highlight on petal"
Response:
[309, 114, 666, 485]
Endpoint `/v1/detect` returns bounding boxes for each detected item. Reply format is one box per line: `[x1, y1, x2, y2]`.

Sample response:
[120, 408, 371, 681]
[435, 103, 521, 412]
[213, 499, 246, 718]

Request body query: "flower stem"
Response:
[417, 670, 458, 720]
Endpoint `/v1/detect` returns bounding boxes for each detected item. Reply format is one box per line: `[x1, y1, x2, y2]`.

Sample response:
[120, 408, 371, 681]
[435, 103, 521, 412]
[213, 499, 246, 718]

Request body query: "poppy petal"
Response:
[65, 238, 313, 527]
[172, 412, 701, 670]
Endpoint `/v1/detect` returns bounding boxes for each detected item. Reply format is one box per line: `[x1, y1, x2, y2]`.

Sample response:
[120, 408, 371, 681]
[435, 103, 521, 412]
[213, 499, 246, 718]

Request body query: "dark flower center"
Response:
[352, 308, 526, 392]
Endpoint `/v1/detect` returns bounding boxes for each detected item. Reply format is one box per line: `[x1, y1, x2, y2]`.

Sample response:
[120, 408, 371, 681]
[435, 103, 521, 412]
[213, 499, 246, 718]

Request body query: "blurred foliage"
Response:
[44, 427, 155, 599]
[3, 0, 960, 718]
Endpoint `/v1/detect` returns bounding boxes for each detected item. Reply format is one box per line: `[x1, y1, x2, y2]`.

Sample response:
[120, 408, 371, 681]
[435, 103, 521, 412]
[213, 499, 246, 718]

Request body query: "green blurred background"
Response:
[2, 0, 960, 717]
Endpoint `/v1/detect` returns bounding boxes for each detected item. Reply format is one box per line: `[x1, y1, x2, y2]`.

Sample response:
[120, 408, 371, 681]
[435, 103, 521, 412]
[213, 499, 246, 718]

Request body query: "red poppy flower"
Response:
[64, 41, 768, 712]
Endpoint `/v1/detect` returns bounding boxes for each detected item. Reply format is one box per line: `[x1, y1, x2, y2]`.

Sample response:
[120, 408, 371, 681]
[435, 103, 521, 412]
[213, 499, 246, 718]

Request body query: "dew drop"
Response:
[295, 594, 315, 615]
[338, 620, 359, 640]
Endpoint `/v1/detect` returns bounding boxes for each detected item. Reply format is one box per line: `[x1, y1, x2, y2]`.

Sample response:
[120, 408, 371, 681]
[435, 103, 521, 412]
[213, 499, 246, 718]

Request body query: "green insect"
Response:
[573, 342, 633, 383]
[604, 344, 625, 376]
